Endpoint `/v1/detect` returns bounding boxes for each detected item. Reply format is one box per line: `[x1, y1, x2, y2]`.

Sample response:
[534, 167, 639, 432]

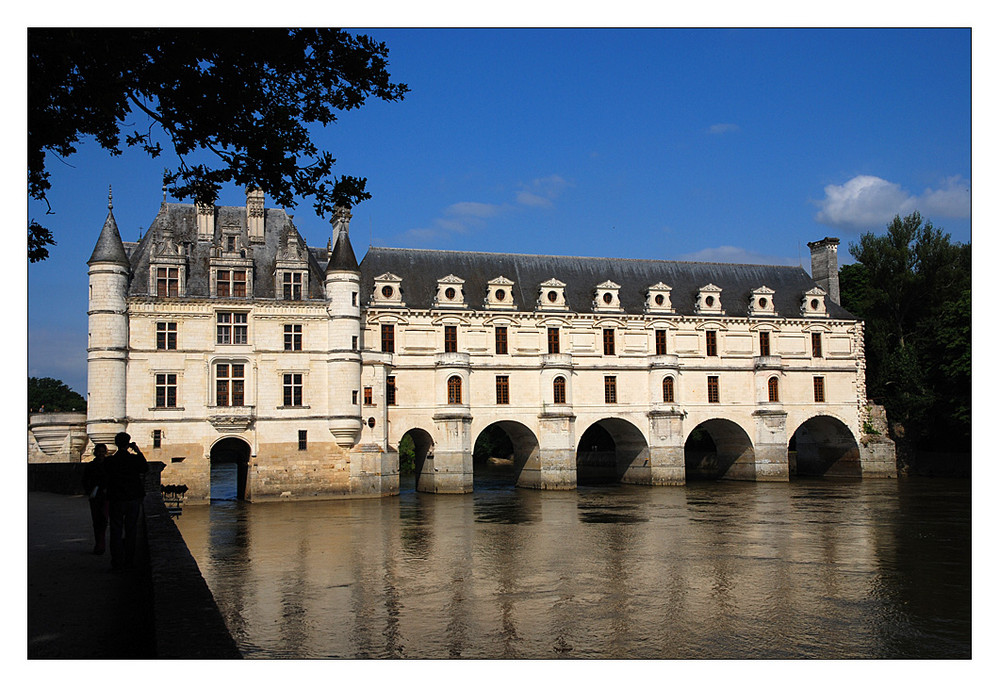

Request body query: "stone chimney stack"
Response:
[808, 237, 840, 305]
[246, 188, 265, 243]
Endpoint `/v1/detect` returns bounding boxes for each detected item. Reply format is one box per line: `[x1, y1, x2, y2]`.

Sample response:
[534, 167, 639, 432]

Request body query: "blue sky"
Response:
[25, 28, 972, 396]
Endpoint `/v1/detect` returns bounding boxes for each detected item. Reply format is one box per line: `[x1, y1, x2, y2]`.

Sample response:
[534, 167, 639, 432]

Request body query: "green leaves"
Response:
[841, 212, 971, 452]
[28, 28, 408, 258]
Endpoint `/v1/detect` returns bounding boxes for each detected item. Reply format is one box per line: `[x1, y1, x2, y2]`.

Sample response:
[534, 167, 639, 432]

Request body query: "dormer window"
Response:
[537, 278, 567, 311]
[593, 280, 622, 312]
[485, 276, 516, 309]
[695, 284, 725, 315]
[281, 271, 304, 300]
[372, 273, 405, 308]
[801, 287, 828, 317]
[645, 283, 674, 313]
[216, 269, 247, 298]
[433, 275, 467, 308]
[155, 267, 180, 297]
[749, 286, 776, 317]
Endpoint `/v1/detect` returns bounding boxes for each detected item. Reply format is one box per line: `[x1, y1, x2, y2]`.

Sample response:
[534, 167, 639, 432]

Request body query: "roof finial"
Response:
[108, 185, 113, 211]
[163, 170, 168, 201]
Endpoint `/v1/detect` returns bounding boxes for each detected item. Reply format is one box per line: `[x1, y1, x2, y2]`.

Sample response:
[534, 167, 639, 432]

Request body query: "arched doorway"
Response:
[789, 416, 861, 478]
[398, 428, 435, 492]
[576, 418, 649, 485]
[472, 421, 540, 489]
[684, 419, 755, 481]
[210, 437, 251, 501]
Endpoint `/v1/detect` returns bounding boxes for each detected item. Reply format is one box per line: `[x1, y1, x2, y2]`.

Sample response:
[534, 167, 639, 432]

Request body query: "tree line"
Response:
[839, 212, 971, 469]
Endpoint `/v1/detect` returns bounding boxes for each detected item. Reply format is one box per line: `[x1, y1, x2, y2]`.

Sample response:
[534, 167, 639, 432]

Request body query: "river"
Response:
[176, 470, 970, 659]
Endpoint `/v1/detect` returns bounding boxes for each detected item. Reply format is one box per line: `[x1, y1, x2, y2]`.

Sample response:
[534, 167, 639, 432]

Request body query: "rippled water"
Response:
[176, 473, 970, 659]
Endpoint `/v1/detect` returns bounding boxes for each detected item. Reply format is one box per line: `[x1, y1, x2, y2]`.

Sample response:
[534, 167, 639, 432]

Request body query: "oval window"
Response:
[705, 295, 715, 307]
[603, 292, 613, 304]
[381, 285, 394, 298]
[445, 287, 456, 300]
[811, 298, 820, 310]
[547, 290, 558, 303]
[495, 289, 506, 301]
[759, 297, 768, 309]
[655, 294, 665, 306]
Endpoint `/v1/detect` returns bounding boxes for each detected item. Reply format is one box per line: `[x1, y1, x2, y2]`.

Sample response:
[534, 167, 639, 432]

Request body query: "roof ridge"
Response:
[363, 245, 798, 269]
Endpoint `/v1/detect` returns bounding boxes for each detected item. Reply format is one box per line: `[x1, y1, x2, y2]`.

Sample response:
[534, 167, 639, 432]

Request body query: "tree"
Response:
[840, 212, 971, 456]
[28, 28, 408, 261]
[28, 377, 87, 413]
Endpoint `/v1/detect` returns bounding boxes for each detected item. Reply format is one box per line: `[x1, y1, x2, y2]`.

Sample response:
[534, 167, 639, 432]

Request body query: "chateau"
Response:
[83, 189, 895, 502]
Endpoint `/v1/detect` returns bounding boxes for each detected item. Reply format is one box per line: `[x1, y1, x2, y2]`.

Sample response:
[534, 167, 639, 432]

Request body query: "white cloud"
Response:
[444, 201, 501, 218]
[815, 174, 971, 230]
[516, 175, 571, 208]
[677, 245, 799, 266]
[708, 123, 740, 135]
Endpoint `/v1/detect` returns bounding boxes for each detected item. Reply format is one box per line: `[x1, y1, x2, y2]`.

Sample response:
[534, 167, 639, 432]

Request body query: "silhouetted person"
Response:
[82, 443, 109, 555]
[105, 432, 148, 570]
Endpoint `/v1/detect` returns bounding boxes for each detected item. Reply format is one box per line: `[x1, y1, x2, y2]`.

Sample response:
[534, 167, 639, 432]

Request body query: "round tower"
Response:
[326, 207, 363, 447]
[86, 188, 131, 444]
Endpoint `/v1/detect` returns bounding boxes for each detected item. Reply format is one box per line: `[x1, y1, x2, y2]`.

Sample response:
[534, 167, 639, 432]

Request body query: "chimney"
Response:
[246, 188, 265, 243]
[808, 237, 840, 305]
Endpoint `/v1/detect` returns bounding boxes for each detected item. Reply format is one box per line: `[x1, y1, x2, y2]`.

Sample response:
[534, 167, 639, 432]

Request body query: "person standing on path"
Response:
[105, 432, 148, 570]
[81, 443, 109, 554]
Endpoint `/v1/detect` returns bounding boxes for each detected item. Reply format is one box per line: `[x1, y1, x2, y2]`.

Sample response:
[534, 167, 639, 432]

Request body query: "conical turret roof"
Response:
[326, 207, 359, 273]
[87, 208, 130, 267]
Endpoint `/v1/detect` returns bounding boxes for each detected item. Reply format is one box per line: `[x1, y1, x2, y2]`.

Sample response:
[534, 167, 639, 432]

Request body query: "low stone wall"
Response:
[142, 492, 242, 658]
[28, 412, 89, 463]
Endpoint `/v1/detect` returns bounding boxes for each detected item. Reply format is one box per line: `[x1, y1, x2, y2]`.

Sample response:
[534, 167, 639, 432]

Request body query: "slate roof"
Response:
[123, 202, 330, 300]
[88, 209, 130, 266]
[358, 247, 858, 320]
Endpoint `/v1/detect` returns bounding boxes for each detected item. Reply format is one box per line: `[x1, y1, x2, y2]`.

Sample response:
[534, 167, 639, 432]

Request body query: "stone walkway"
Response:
[27, 491, 154, 659]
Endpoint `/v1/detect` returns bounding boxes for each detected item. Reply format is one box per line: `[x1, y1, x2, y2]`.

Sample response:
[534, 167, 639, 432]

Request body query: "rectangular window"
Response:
[215, 363, 244, 406]
[495, 326, 508, 354]
[381, 324, 395, 353]
[812, 332, 823, 358]
[603, 329, 616, 355]
[352, 390, 358, 405]
[217, 312, 248, 345]
[655, 329, 667, 355]
[496, 375, 510, 405]
[548, 327, 560, 354]
[282, 373, 303, 407]
[156, 322, 177, 350]
[604, 376, 617, 404]
[282, 272, 303, 300]
[155, 373, 176, 408]
[351, 336, 358, 351]
[444, 325, 458, 353]
[284, 324, 302, 351]
[364, 386, 373, 405]
[216, 270, 247, 298]
[706, 330, 718, 357]
[152, 429, 162, 449]
[156, 267, 179, 297]
[707, 375, 720, 403]
[813, 376, 825, 403]
[760, 331, 771, 357]
[386, 376, 396, 406]
[226, 235, 237, 252]
[298, 430, 307, 451]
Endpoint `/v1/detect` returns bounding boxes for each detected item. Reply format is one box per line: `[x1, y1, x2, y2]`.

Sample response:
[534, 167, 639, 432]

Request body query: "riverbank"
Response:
[27, 488, 241, 659]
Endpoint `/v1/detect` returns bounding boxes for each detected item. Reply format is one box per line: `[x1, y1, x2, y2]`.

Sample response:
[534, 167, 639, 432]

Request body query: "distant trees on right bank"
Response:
[839, 212, 971, 466]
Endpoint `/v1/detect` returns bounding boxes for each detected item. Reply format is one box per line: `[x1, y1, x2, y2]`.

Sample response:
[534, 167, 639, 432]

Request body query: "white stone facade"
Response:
[83, 194, 894, 503]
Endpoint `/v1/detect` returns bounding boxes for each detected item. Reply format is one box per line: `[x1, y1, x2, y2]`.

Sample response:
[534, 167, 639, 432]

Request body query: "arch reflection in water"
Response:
[176, 479, 970, 659]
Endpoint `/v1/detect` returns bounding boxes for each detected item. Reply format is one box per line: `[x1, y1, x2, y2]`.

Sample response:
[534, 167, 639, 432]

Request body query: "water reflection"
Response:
[176, 478, 970, 659]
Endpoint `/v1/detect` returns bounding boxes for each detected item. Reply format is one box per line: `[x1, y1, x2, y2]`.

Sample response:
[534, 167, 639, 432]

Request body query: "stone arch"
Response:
[684, 419, 756, 481]
[209, 436, 251, 500]
[788, 415, 861, 478]
[397, 427, 435, 492]
[472, 420, 541, 489]
[576, 417, 650, 485]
